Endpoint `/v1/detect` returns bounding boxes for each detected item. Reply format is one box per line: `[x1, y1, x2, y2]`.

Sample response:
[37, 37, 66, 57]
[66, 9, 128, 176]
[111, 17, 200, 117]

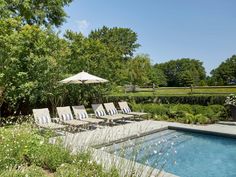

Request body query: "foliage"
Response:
[194, 114, 209, 124]
[155, 58, 206, 87]
[0, 125, 120, 176]
[0, 115, 33, 126]
[0, 17, 145, 116]
[0, 0, 235, 118]
[211, 55, 236, 85]
[152, 67, 167, 86]
[89, 26, 140, 58]
[0, 0, 73, 27]
[130, 103, 227, 124]
[28, 143, 73, 172]
[127, 54, 154, 87]
[63, 30, 126, 86]
[0, 18, 68, 115]
[225, 94, 236, 106]
[55, 161, 119, 177]
[0, 165, 45, 177]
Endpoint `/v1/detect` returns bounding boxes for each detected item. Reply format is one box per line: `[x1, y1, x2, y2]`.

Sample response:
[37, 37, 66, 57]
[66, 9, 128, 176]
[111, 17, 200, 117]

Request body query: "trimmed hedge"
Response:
[106, 95, 226, 105]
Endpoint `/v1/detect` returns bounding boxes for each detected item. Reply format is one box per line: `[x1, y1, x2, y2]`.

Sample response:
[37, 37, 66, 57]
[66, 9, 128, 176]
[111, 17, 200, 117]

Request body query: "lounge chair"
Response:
[91, 104, 124, 122]
[72, 105, 104, 124]
[118, 101, 148, 118]
[56, 106, 89, 127]
[103, 102, 134, 120]
[33, 108, 66, 129]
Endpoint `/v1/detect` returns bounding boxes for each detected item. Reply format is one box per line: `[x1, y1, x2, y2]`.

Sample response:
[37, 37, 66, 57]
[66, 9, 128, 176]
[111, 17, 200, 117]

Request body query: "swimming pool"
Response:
[104, 129, 236, 177]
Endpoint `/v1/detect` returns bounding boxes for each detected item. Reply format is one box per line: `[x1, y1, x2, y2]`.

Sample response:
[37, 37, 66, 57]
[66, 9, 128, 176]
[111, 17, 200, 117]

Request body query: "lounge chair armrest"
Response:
[51, 117, 60, 123]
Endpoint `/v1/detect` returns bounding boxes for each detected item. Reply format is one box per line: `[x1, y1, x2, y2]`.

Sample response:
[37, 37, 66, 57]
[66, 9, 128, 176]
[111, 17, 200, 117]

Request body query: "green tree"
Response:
[0, 0, 73, 27]
[210, 55, 236, 85]
[88, 26, 140, 58]
[127, 54, 152, 88]
[152, 67, 167, 86]
[63, 30, 126, 104]
[180, 71, 194, 86]
[0, 18, 69, 115]
[155, 58, 206, 87]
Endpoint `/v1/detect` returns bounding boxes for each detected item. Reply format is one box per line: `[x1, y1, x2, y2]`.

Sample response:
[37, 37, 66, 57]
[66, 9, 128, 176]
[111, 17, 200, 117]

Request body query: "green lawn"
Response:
[110, 86, 236, 96]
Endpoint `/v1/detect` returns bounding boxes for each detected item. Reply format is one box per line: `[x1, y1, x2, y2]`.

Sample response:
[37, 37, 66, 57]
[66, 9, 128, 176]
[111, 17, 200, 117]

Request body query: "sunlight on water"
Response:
[104, 130, 236, 177]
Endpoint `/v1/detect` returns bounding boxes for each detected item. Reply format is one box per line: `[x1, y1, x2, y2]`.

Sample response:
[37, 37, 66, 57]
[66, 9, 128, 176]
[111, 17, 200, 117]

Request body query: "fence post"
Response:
[190, 85, 193, 94]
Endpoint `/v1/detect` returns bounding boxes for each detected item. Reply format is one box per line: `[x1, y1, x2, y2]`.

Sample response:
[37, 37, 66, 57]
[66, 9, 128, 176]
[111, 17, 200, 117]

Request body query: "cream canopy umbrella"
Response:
[59, 71, 108, 84]
[59, 71, 109, 104]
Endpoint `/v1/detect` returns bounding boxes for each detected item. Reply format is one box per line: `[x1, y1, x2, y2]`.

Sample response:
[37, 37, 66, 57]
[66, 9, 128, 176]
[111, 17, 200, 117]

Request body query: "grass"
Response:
[110, 86, 236, 96]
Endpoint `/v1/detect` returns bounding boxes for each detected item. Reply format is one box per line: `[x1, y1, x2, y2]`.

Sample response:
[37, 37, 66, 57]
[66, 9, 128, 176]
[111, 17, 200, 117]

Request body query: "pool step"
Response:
[106, 130, 193, 166]
[132, 132, 191, 154]
[106, 130, 192, 158]
[134, 134, 192, 164]
[127, 130, 183, 147]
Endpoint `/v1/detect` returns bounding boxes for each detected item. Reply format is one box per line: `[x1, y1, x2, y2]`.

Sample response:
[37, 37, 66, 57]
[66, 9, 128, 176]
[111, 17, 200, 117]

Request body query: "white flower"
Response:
[225, 94, 236, 106]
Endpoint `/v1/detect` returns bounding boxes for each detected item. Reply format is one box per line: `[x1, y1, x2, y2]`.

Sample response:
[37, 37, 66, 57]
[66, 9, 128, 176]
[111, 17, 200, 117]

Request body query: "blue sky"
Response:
[60, 0, 236, 75]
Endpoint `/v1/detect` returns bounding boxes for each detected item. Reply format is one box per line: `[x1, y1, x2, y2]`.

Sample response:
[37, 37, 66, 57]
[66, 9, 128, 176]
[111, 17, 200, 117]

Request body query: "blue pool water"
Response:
[104, 130, 236, 177]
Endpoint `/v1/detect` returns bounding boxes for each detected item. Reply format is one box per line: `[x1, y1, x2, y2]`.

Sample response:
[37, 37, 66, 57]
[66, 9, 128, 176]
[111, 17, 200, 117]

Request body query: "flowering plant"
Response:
[225, 94, 236, 106]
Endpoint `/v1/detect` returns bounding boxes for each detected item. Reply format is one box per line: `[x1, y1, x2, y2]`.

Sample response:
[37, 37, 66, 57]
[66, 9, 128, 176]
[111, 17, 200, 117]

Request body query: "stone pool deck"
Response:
[58, 120, 236, 177]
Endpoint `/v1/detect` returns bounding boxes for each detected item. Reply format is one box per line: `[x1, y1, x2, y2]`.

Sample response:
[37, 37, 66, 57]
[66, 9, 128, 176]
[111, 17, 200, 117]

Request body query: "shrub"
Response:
[208, 105, 228, 120]
[171, 104, 193, 114]
[130, 103, 170, 116]
[0, 125, 41, 170]
[183, 113, 196, 124]
[225, 94, 236, 106]
[0, 125, 119, 176]
[130, 103, 227, 124]
[191, 105, 206, 115]
[0, 124, 73, 172]
[55, 163, 80, 177]
[55, 162, 119, 177]
[28, 143, 73, 172]
[0, 165, 45, 177]
[0, 115, 34, 126]
[195, 114, 209, 124]
[152, 114, 169, 121]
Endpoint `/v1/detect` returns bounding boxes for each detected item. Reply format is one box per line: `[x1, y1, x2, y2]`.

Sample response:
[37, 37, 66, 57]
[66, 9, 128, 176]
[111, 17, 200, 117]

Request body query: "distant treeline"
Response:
[153, 56, 236, 87]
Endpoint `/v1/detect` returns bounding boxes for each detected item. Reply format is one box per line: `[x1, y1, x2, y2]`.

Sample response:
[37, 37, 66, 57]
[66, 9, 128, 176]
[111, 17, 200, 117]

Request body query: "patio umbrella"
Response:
[59, 71, 109, 104]
[59, 71, 108, 84]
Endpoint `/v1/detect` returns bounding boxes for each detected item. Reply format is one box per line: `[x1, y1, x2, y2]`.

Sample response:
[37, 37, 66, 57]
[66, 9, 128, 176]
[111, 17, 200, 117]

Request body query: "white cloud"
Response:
[76, 20, 90, 35]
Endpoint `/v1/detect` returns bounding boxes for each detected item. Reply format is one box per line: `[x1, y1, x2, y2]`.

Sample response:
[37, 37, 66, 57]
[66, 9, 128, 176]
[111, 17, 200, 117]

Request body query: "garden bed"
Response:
[130, 103, 228, 124]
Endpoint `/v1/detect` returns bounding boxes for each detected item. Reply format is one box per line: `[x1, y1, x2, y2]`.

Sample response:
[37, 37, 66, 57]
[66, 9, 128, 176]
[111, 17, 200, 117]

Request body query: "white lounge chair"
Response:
[56, 106, 89, 127]
[118, 101, 148, 118]
[91, 104, 124, 122]
[103, 102, 134, 120]
[72, 105, 104, 124]
[33, 108, 66, 129]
